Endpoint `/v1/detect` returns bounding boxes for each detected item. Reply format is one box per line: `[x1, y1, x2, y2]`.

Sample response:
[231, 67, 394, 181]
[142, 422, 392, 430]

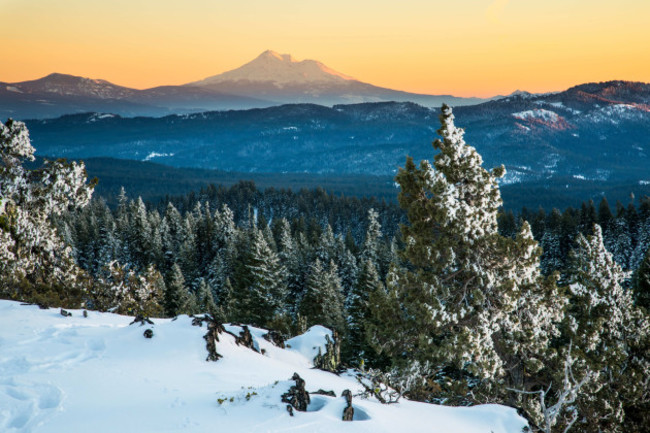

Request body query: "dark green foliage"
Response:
[299, 259, 346, 333]
[633, 247, 650, 311]
[164, 264, 187, 317]
[237, 227, 287, 327]
[345, 259, 383, 366]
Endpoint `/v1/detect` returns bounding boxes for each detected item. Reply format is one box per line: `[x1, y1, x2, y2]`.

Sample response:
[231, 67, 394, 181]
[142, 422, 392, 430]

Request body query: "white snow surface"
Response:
[0, 300, 527, 433]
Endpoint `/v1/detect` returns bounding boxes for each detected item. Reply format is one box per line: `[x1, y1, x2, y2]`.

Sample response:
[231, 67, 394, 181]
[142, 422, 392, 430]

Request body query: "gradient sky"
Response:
[1, 0, 649, 97]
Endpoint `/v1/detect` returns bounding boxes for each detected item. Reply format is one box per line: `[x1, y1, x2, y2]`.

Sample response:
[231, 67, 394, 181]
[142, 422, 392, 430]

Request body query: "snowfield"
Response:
[0, 300, 527, 433]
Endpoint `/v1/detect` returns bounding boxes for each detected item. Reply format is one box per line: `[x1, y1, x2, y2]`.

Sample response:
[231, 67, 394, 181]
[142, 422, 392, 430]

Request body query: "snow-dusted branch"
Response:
[509, 343, 593, 433]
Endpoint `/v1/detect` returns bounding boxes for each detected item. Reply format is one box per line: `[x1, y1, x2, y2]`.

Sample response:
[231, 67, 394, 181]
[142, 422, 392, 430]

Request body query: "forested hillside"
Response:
[2, 109, 649, 433]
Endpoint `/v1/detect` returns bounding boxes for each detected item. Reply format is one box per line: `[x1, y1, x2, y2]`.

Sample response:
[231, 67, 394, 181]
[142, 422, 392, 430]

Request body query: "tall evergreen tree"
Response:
[239, 227, 287, 326]
[564, 225, 649, 432]
[0, 119, 95, 306]
[633, 246, 650, 311]
[164, 263, 187, 317]
[369, 105, 563, 403]
[346, 258, 384, 365]
[299, 258, 346, 332]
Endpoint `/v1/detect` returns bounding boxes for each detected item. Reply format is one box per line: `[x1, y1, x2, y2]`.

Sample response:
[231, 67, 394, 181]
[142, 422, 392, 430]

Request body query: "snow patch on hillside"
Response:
[585, 104, 647, 124]
[87, 113, 116, 122]
[512, 109, 560, 122]
[143, 151, 175, 161]
[0, 300, 527, 433]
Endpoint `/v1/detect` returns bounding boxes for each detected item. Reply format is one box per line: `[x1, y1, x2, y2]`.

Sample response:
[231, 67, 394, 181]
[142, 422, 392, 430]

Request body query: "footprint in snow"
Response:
[0, 380, 63, 432]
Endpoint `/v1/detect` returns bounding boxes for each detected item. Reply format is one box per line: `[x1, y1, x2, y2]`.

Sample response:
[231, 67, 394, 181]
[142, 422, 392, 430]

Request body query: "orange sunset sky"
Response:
[1, 0, 649, 97]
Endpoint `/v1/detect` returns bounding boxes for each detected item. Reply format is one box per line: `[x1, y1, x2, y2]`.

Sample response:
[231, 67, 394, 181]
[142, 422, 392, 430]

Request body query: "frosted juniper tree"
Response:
[0, 119, 95, 306]
[369, 105, 563, 403]
[564, 225, 649, 433]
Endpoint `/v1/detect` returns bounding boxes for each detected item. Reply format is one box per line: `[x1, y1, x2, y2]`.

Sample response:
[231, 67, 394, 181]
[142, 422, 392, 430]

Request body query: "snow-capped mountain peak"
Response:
[189, 50, 356, 86]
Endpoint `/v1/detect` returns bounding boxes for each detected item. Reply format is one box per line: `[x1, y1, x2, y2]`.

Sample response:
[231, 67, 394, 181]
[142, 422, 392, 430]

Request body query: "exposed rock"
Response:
[196, 316, 226, 362]
[83, 310, 88, 318]
[60, 308, 72, 317]
[342, 389, 354, 421]
[263, 330, 286, 348]
[143, 329, 154, 339]
[281, 373, 310, 412]
[130, 315, 154, 326]
[191, 314, 212, 327]
[235, 325, 258, 352]
[311, 389, 336, 397]
[313, 330, 341, 372]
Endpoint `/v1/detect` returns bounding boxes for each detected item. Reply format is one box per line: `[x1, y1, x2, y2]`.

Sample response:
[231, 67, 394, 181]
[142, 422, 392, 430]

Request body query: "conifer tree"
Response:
[633, 247, 650, 311]
[346, 258, 384, 364]
[0, 119, 95, 306]
[277, 218, 301, 302]
[129, 197, 152, 270]
[217, 277, 236, 322]
[196, 277, 218, 317]
[360, 209, 382, 266]
[165, 263, 187, 317]
[315, 224, 336, 264]
[564, 224, 649, 432]
[369, 105, 563, 403]
[299, 259, 346, 332]
[239, 227, 287, 326]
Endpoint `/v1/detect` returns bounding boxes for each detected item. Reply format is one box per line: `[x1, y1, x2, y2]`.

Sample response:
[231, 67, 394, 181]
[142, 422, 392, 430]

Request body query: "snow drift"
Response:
[0, 300, 527, 432]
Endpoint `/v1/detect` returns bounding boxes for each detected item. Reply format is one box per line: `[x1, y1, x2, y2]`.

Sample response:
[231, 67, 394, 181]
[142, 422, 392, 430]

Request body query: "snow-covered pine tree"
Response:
[207, 204, 237, 294]
[633, 246, 650, 311]
[239, 227, 287, 326]
[540, 208, 564, 274]
[369, 105, 563, 404]
[564, 224, 649, 432]
[315, 224, 336, 265]
[346, 258, 384, 365]
[178, 215, 199, 289]
[0, 119, 95, 306]
[299, 258, 346, 332]
[128, 197, 152, 271]
[164, 263, 188, 317]
[160, 202, 185, 272]
[196, 277, 218, 317]
[276, 218, 302, 306]
[337, 245, 359, 299]
[495, 222, 565, 411]
[217, 277, 236, 322]
[360, 209, 382, 267]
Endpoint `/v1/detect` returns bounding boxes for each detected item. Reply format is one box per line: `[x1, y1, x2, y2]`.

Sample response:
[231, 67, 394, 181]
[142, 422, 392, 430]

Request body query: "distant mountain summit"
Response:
[186, 50, 485, 107]
[190, 50, 356, 86]
[12, 73, 136, 99]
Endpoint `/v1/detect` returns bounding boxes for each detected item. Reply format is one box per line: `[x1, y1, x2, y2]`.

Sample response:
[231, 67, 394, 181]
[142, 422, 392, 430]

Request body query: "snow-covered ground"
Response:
[0, 300, 527, 433]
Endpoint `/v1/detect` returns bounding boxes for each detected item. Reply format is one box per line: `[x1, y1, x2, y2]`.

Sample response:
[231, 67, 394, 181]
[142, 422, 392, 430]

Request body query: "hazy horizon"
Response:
[1, 0, 649, 98]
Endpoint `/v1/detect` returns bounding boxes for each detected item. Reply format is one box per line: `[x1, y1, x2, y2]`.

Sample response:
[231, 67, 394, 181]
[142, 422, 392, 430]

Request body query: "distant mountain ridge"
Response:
[23, 80, 650, 193]
[0, 72, 275, 120]
[1, 51, 488, 119]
